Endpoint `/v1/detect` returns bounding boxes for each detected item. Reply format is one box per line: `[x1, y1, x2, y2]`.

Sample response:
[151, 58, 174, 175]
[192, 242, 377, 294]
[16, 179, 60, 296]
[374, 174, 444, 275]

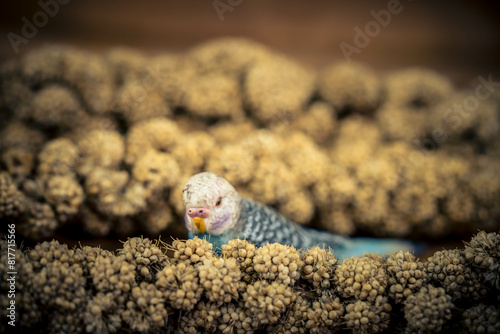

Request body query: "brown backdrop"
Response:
[1, 0, 499, 85]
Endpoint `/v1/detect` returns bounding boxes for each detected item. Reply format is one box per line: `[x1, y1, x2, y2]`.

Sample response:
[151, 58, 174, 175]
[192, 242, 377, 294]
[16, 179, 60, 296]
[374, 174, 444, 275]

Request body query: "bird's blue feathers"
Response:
[189, 197, 425, 259]
[334, 237, 425, 260]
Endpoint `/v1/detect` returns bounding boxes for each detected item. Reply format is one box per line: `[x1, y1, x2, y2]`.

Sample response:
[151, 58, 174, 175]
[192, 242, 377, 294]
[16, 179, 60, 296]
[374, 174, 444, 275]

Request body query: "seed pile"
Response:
[464, 230, 500, 290]
[1, 231, 499, 333]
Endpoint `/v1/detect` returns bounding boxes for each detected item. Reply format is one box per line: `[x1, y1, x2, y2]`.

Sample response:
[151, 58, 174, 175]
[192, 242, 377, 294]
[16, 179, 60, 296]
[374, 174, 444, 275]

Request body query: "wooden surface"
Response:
[1, 0, 499, 85]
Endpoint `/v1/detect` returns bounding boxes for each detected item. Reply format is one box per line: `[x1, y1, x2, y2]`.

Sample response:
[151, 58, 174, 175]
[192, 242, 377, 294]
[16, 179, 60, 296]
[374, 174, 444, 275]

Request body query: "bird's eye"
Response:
[215, 197, 222, 207]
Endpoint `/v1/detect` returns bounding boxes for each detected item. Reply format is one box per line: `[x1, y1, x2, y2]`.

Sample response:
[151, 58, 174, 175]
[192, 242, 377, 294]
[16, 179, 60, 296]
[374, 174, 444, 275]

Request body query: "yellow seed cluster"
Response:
[272, 291, 344, 334]
[0, 122, 45, 153]
[21, 200, 58, 240]
[122, 282, 168, 332]
[0, 61, 31, 121]
[30, 85, 84, 129]
[243, 280, 296, 325]
[176, 300, 221, 333]
[142, 201, 174, 235]
[221, 239, 257, 283]
[2, 233, 500, 333]
[37, 138, 80, 177]
[217, 301, 259, 334]
[185, 73, 244, 119]
[0, 240, 41, 331]
[75, 129, 125, 177]
[28, 241, 87, 332]
[464, 230, 500, 290]
[292, 101, 337, 145]
[120, 236, 168, 282]
[84, 167, 147, 218]
[244, 55, 315, 124]
[0, 123, 41, 184]
[404, 285, 453, 334]
[125, 117, 182, 165]
[198, 257, 241, 304]
[272, 294, 309, 334]
[188, 37, 272, 77]
[105, 47, 147, 83]
[311, 293, 345, 333]
[90, 255, 136, 294]
[0, 171, 26, 217]
[253, 242, 303, 286]
[301, 246, 338, 292]
[335, 254, 387, 302]
[386, 251, 427, 303]
[171, 131, 215, 177]
[115, 79, 171, 125]
[461, 304, 500, 334]
[344, 297, 391, 334]
[21, 46, 114, 114]
[74, 245, 114, 275]
[425, 249, 487, 301]
[170, 237, 214, 265]
[131, 149, 180, 198]
[42, 174, 84, 222]
[376, 67, 453, 143]
[384, 67, 453, 109]
[318, 61, 382, 113]
[1, 146, 35, 183]
[84, 292, 123, 334]
[155, 262, 203, 311]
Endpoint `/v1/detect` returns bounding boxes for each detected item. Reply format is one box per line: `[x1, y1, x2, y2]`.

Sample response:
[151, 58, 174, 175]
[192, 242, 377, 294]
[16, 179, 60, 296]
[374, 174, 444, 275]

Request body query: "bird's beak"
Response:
[193, 217, 206, 233]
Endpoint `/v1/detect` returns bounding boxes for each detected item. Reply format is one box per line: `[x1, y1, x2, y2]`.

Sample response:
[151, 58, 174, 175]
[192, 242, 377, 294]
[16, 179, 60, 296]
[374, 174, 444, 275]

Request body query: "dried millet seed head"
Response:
[253, 242, 303, 286]
[221, 239, 257, 282]
[464, 231, 500, 290]
[344, 296, 391, 334]
[198, 257, 241, 304]
[465, 231, 500, 268]
[0, 171, 26, 217]
[334, 254, 387, 302]
[122, 281, 167, 332]
[90, 255, 136, 294]
[426, 248, 487, 300]
[120, 236, 168, 282]
[404, 285, 454, 334]
[243, 280, 296, 326]
[461, 303, 500, 334]
[170, 237, 214, 265]
[386, 250, 427, 303]
[301, 246, 338, 292]
[155, 262, 202, 311]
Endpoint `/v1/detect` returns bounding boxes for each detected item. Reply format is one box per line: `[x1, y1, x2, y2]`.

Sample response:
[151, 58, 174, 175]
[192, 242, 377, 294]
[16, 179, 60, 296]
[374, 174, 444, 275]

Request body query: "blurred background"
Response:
[1, 0, 500, 83]
[1, 1, 499, 254]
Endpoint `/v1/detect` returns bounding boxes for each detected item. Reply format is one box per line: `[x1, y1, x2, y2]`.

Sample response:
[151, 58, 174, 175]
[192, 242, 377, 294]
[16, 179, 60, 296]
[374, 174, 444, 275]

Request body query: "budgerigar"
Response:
[182, 172, 423, 259]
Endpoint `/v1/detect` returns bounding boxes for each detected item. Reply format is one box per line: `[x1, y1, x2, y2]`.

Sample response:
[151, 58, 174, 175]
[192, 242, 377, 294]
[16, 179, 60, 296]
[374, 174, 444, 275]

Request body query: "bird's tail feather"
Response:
[303, 227, 425, 260]
[337, 237, 425, 260]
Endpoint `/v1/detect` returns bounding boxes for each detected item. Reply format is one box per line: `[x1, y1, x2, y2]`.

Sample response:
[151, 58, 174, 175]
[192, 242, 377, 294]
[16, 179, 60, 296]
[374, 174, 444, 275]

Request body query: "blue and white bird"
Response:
[183, 172, 423, 259]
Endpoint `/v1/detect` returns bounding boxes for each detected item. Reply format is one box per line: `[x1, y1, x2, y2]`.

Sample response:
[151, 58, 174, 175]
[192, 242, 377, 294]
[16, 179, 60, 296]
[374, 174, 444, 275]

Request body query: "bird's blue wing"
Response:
[239, 198, 423, 259]
[240, 198, 350, 250]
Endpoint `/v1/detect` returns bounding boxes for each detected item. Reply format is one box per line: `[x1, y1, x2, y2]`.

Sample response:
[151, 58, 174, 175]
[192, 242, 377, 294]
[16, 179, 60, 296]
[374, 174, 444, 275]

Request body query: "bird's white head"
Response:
[182, 172, 241, 235]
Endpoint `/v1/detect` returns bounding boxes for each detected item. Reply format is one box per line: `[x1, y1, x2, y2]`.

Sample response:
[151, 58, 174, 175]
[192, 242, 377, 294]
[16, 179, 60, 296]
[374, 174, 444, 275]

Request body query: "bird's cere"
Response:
[187, 207, 209, 233]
